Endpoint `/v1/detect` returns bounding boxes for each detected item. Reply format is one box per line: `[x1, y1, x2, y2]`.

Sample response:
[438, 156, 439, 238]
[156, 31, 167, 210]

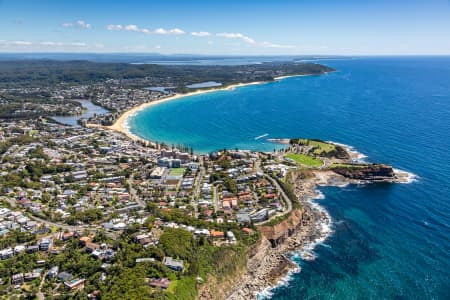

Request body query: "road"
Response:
[27, 213, 118, 239]
[254, 159, 293, 224]
[191, 166, 204, 218]
[213, 185, 220, 212]
[128, 172, 145, 208]
[27, 213, 82, 231]
[2, 197, 118, 239]
[37, 270, 49, 300]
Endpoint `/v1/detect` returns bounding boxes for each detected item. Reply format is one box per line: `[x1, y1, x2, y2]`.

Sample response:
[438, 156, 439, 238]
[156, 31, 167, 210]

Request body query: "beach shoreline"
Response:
[105, 74, 311, 145]
[107, 81, 264, 142]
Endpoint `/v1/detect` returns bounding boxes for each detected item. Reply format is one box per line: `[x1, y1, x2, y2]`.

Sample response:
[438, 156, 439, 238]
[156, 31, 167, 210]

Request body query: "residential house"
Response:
[163, 257, 184, 271]
[149, 278, 171, 289]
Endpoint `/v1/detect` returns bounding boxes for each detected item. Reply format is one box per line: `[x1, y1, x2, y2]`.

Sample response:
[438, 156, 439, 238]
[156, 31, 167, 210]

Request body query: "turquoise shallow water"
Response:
[130, 57, 450, 299]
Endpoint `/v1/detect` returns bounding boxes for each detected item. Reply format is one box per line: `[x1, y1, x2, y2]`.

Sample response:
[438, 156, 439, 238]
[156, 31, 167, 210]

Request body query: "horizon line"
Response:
[0, 52, 450, 57]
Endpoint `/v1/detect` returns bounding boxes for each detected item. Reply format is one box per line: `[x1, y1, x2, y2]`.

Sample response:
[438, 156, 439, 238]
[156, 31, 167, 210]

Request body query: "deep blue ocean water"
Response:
[130, 57, 450, 299]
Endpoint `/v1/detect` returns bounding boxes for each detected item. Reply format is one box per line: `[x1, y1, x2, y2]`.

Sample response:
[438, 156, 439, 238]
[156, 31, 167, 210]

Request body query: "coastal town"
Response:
[0, 116, 404, 299]
[1, 0, 446, 298]
[0, 60, 406, 300]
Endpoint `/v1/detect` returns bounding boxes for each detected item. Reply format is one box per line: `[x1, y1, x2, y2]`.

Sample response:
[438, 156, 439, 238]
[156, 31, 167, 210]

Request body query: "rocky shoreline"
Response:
[197, 138, 411, 300]
[221, 166, 407, 300]
[196, 139, 411, 299]
[222, 175, 332, 300]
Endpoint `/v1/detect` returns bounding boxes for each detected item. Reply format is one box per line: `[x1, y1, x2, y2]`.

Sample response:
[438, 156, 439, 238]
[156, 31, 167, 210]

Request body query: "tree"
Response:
[159, 228, 194, 260]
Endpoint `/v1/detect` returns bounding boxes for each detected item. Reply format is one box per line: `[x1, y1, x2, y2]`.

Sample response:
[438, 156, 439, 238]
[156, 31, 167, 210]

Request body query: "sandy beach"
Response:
[273, 74, 309, 81]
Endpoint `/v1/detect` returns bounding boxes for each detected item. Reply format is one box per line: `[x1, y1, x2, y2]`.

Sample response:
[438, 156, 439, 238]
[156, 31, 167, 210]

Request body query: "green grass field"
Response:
[169, 168, 186, 176]
[285, 153, 323, 167]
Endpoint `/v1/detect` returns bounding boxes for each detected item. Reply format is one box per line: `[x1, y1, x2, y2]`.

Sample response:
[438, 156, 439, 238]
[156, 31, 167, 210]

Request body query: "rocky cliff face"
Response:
[200, 209, 313, 300]
[331, 164, 395, 181]
[259, 209, 305, 248]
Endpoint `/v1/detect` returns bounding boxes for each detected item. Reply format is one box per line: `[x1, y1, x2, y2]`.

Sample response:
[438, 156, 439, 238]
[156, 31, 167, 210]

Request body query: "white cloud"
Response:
[191, 31, 211, 37]
[153, 28, 168, 35]
[216, 32, 295, 49]
[0, 40, 94, 50]
[0, 40, 33, 46]
[71, 42, 87, 47]
[153, 27, 184, 35]
[62, 20, 91, 29]
[40, 41, 64, 46]
[106, 24, 123, 31]
[216, 32, 255, 44]
[111, 26, 294, 50]
[107, 24, 185, 35]
[11, 40, 33, 46]
[124, 24, 139, 32]
[76, 20, 91, 29]
[261, 41, 295, 49]
[169, 28, 185, 35]
[38, 41, 87, 47]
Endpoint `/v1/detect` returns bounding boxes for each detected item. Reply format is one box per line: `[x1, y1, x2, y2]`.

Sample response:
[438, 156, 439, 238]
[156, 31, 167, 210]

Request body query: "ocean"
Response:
[129, 57, 450, 299]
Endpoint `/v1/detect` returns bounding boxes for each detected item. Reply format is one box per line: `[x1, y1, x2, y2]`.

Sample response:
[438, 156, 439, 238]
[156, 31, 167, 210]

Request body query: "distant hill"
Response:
[0, 59, 335, 88]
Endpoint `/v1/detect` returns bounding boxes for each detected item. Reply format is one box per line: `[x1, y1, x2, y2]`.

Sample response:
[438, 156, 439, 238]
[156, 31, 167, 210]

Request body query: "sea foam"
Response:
[393, 168, 418, 184]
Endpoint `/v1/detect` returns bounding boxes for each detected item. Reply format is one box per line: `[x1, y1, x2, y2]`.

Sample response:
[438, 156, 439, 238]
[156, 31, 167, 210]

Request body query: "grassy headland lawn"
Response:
[289, 138, 349, 159]
[293, 139, 336, 155]
[285, 153, 323, 167]
[309, 140, 336, 155]
[169, 168, 186, 176]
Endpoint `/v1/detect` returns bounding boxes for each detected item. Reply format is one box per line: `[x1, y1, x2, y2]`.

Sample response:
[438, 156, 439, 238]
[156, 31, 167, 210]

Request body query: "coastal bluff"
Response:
[331, 163, 396, 182]
[199, 208, 312, 300]
[259, 209, 306, 248]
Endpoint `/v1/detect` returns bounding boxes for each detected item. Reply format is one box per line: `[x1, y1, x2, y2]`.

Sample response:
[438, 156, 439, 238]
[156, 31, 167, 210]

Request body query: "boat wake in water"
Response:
[255, 133, 269, 140]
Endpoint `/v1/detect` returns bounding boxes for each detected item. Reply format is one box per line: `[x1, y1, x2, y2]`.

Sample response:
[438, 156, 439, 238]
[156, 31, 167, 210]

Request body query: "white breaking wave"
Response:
[393, 168, 418, 184]
[313, 189, 325, 200]
[302, 198, 333, 259]
[123, 111, 139, 131]
[257, 266, 301, 300]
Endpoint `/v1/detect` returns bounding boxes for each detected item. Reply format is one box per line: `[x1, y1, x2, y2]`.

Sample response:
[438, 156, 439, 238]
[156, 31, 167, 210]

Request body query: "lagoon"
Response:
[51, 100, 109, 126]
[186, 81, 222, 89]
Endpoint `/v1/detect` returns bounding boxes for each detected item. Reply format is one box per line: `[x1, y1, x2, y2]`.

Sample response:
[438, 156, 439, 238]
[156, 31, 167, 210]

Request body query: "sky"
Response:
[0, 0, 449, 55]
